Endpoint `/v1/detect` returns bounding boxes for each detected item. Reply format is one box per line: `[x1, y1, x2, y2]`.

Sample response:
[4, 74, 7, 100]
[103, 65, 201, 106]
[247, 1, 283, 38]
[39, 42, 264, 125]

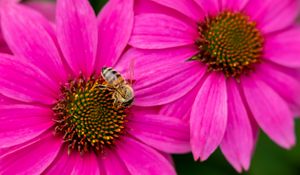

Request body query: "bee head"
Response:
[118, 85, 134, 107]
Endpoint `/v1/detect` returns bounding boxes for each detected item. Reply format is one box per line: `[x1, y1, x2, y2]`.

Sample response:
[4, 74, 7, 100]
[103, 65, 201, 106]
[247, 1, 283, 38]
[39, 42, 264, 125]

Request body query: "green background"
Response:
[91, 1, 300, 174]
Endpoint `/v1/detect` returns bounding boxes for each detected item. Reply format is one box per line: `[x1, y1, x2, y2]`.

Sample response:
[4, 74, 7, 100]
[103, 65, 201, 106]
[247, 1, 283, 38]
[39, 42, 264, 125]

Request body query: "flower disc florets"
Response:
[53, 76, 127, 154]
[192, 11, 264, 78]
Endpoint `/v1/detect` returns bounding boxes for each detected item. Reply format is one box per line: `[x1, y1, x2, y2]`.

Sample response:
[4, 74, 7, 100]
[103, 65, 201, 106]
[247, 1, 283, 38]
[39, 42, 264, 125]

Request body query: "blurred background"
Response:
[88, 0, 300, 174]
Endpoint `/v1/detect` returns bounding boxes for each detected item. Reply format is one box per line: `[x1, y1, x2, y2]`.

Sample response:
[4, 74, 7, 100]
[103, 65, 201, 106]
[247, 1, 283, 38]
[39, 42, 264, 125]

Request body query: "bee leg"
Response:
[112, 93, 118, 107]
[97, 84, 114, 92]
[97, 84, 108, 89]
[117, 103, 122, 109]
[112, 93, 122, 108]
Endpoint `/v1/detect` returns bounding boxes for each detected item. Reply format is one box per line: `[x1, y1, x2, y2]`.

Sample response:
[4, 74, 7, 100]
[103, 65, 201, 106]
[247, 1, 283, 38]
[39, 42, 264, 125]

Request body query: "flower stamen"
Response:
[53, 75, 127, 154]
[191, 11, 264, 79]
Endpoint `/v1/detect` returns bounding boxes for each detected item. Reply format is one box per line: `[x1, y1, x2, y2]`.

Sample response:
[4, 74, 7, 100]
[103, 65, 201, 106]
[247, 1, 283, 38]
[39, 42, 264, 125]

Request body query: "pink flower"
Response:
[126, 0, 300, 172]
[0, 0, 189, 174]
[0, 0, 56, 53]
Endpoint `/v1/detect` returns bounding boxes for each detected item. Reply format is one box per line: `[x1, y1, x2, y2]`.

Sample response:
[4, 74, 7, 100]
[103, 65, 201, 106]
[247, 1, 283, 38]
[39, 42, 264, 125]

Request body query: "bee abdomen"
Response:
[102, 67, 125, 85]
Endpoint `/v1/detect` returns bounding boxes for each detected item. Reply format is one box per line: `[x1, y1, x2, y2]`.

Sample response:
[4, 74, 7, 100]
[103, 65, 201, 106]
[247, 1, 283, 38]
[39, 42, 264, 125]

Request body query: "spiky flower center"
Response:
[192, 11, 263, 78]
[53, 76, 127, 154]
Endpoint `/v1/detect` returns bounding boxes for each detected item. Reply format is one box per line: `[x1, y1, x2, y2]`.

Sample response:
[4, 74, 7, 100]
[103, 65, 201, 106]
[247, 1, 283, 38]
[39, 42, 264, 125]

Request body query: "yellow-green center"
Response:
[53, 76, 127, 154]
[191, 11, 264, 78]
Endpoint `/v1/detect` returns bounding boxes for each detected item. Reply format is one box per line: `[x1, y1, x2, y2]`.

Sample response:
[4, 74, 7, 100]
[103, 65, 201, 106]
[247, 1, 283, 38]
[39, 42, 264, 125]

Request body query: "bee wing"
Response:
[126, 58, 135, 86]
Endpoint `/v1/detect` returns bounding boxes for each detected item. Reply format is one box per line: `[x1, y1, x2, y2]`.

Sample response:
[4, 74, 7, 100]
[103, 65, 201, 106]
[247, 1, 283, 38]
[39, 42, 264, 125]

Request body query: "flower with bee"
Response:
[0, 0, 189, 174]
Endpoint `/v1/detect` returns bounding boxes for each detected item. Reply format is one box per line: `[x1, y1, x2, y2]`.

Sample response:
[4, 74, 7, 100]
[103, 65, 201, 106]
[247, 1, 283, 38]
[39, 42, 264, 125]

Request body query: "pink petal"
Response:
[129, 113, 190, 153]
[244, 0, 298, 33]
[161, 153, 174, 165]
[0, 133, 61, 174]
[194, 0, 221, 16]
[160, 81, 202, 121]
[220, 79, 254, 172]
[115, 45, 199, 79]
[42, 147, 74, 174]
[96, 0, 134, 69]
[56, 0, 98, 77]
[45, 150, 100, 175]
[1, 4, 68, 83]
[0, 45, 10, 54]
[0, 93, 21, 105]
[264, 27, 300, 68]
[134, 62, 205, 106]
[191, 73, 228, 161]
[132, 106, 160, 115]
[129, 13, 198, 49]
[134, 0, 197, 26]
[242, 75, 295, 148]
[257, 63, 300, 113]
[115, 46, 204, 106]
[24, 1, 56, 22]
[149, 0, 204, 22]
[0, 29, 4, 41]
[0, 104, 53, 148]
[0, 54, 58, 104]
[116, 137, 176, 175]
[220, 0, 249, 11]
[0, 0, 19, 6]
[70, 153, 100, 175]
[0, 30, 10, 54]
[101, 150, 130, 175]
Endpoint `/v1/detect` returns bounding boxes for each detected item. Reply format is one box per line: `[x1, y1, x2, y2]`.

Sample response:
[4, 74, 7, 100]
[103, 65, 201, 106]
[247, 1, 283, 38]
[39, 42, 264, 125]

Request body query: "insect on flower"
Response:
[101, 66, 135, 107]
[0, 1, 189, 174]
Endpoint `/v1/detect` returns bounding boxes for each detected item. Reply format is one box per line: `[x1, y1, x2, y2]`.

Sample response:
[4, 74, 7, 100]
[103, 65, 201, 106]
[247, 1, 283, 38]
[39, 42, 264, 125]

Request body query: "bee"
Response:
[101, 67, 134, 107]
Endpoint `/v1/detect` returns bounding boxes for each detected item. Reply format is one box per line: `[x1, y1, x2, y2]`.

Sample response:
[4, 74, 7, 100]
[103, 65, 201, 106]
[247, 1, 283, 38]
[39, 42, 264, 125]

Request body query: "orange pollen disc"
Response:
[53, 75, 127, 154]
[190, 11, 264, 79]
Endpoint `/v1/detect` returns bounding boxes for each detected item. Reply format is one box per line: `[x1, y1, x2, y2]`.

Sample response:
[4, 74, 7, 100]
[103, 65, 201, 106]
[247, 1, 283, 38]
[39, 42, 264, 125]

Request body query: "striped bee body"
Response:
[101, 67, 125, 87]
[101, 67, 134, 107]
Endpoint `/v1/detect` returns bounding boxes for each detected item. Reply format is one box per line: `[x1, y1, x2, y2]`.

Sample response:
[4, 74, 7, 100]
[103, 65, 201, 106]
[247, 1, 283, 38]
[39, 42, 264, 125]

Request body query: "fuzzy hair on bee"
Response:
[101, 67, 134, 107]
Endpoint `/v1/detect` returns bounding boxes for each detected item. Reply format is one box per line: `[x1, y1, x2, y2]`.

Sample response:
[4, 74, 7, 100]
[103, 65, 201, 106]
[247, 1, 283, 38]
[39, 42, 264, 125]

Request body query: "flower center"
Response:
[53, 76, 127, 154]
[191, 11, 263, 78]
